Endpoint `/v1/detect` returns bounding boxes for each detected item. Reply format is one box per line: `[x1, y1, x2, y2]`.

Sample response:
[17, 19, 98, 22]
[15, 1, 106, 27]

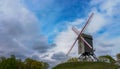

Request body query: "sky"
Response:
[0, 0, 120, 68]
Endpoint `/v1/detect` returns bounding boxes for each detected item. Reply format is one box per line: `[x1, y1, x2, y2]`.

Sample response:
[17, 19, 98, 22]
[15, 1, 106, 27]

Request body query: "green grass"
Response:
[52, 62, 119, 69]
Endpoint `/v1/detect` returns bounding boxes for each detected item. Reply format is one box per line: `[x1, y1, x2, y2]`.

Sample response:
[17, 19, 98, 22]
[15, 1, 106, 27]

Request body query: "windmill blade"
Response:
[72, 26, 92, 49]
[78, 13, 94, 49]
[66, 13, 94, 56]
[66, 38, 78, 56]
[80, 13, 94, 34]
[72, 26, 79, 35]
[66, 26, 79, 56]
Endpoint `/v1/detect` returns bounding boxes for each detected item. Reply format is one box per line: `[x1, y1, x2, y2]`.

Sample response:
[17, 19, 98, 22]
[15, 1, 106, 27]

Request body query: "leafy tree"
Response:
[24, 58, 48, 69]
[0, 56, 6, 69]
[0, 55, 49, 69]
[99, 55, 115, 64]
[43, 62, 49, 69]
[116, 53, 120, 60]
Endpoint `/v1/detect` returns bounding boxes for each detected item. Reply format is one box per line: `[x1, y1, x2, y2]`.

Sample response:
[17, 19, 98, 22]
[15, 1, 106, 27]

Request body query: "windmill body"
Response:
[78, 34, 93, 54]
[66, 13, 98, 61]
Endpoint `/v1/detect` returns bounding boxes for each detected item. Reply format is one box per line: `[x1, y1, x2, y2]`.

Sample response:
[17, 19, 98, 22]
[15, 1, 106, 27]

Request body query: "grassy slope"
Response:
[52, 62, 119, 69]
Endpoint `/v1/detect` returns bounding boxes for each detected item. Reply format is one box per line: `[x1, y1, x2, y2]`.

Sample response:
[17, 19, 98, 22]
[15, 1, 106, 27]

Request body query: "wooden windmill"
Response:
[66, 13, 98, 61]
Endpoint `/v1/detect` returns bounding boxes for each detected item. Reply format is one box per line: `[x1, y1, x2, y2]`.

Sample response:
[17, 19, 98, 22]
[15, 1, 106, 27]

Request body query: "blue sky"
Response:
[22, 0, 120, 45]
[0, 0, 120, 68]
[23, 0, 91, 43]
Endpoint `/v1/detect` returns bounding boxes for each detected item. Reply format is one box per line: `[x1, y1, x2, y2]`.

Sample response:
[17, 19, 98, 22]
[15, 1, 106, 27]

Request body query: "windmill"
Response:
[66, 13, 98, 61]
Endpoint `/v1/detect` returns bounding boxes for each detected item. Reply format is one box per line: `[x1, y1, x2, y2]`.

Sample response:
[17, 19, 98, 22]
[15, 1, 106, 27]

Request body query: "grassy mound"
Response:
[52, 62, 119, 69]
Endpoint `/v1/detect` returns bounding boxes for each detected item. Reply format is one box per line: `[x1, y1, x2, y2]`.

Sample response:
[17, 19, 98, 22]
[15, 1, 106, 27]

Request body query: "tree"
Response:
[99, 55, 115, 64]
[0, 55, 49, 69]
[24, 58, 47, 69]
[116, 53, 120, 60]
[43, 62, 49, 69]
[0, 56, 6, 69]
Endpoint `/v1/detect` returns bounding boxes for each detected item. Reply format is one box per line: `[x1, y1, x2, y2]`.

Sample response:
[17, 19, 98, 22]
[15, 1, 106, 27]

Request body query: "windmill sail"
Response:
[66, 13, 94, 56]
[66, 13, 98, 61]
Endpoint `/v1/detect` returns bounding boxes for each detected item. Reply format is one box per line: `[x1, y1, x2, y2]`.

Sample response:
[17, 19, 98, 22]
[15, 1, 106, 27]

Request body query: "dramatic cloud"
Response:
[90, 0, 120, 56]
[0, 0, 55, 59]
[51, 52, 68, 61]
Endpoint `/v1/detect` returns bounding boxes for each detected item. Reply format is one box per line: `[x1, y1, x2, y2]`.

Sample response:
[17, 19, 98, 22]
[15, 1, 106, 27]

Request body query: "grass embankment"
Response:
[52, 62, 119, 69]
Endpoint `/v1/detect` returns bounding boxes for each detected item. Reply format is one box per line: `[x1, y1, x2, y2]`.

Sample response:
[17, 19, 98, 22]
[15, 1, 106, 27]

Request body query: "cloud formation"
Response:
[0, 0, 55, 59]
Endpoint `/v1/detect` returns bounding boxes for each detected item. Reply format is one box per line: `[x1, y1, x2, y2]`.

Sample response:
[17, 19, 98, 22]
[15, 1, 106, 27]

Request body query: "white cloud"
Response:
[87, 11, 107, 34]
[0, 0, 37, 57]
[54, 26, 77, 55]
[90, 0, 120, 57]
[91, 0, 120, 16]
[99, 0, 120, 16]
[0, 0, 56, 60]
[94, 35, 120, 57]
[69, 19, 85, 26]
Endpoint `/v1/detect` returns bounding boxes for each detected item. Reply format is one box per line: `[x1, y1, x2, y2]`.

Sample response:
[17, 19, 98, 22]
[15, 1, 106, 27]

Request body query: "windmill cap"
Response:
[81, 33, 93, 39]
